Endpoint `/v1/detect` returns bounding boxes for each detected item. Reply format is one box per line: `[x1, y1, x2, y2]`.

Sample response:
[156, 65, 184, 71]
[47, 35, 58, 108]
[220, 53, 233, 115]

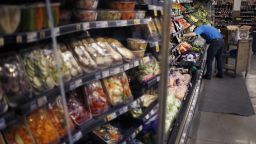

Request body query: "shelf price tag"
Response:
[27, 32, 37, 42]
[134, 60, 139, 66]
[0, 37, 4, 47]
[130, 101, 138, 108]
[0, 118, 6, 129]
[145, 114, 150, 120]
[116, 20, 128, 26]
[143, 57, 150, 63]
[124, 63, 130, 70]
[110, 67, 120, 75]
[106, 113, 117, 121]
[153, 7, 158, 16]
[72, 131, 83, 142]
[54, 28, 60, 36]
[95, 72, 102, 80]
[75, 79, 82, 87]
[120, 106, 128, 114]
[102, 70, 110, 78]
[155, 42, 160, 52]
[82, 23, 90, 30]
[37, 96, 47, 107]
[16, 35, 22, 43]
[134, 19, 140, 25]
[39, 31, 45, 39]
[157, 76, 160, 82]
[96, 21, 108, 28]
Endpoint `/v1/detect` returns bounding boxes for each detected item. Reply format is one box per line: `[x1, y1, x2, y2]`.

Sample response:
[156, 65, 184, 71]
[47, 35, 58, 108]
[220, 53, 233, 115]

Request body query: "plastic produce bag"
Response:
[0, 54, 32, 106]
[46, 96, 75, 137]
[84, 80, 109, 116]
[26, 108, 59, 144]
[67, 90, 92, 125]
[103, 73, 133, 106]
[4, 121, 35, 144]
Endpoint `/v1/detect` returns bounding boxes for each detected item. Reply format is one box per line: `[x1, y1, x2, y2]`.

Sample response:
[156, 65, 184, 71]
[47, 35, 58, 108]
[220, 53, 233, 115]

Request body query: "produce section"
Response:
[0, 0, 210, 144]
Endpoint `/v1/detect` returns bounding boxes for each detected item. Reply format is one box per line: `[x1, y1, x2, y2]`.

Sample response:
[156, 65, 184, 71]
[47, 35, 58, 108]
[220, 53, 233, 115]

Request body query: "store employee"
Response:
[184, 25, 224, 80]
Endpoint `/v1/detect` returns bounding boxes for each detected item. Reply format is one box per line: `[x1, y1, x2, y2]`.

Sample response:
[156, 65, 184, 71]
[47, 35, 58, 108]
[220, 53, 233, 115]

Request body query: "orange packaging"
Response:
[121, 11, 135, 20]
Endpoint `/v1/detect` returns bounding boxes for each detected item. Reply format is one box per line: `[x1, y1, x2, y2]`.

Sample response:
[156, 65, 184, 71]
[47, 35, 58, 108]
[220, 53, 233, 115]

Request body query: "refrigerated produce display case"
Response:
[0, 0, 211, 143]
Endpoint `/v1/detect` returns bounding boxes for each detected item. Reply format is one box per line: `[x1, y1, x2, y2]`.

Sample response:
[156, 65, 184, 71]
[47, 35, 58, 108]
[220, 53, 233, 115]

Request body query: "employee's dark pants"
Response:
[206, 38, 224, 76]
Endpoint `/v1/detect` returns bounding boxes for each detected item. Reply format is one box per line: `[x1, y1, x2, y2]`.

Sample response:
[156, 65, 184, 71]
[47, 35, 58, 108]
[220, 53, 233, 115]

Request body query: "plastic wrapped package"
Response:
[95, 38, 123, 65]
[106, 38, 135, 62]
[145, 21, 159, 38]
[67, 90, 92, 125]
[46, 96, 75, 137]
[3, 121, 35, 144]
[68, 40, 97, 73]
[21, 48, 56, 94]
[59, 43, 83, 77]
[0, 54, 32, 107]
[102, 73, 133, 106]
[81, 38, 112, 69]
[84, 80, 109, 116]
[137, 57, 160, 82]
[93, 124, 123, 144]
[175, 85, 187, 100]
[0, 86, 8, 114]
[26, 108, 59, 144]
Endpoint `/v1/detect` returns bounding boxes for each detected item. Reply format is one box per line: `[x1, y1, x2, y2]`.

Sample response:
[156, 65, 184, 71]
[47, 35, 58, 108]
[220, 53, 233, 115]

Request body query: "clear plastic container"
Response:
[46, 96, 75, 137]
[3, 121, 35, 144]
[127, 38, 148, 50]
[111, 1, 136, 11]
[75, 0, 98, 10]
[131, 49, 146, 58]
[97, 10, 121, 20]
[26, 108, 59, 144]
[67, 90, 92, 126]
[0, 54, 32, 107]
[0, 5, 21, 34]
[84, 80, 109, 116]
[73, 10, 97, 22]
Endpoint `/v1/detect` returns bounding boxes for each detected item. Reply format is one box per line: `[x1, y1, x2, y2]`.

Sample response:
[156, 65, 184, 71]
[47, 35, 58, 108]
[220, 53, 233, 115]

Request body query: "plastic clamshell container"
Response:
[74, 10, 97, 22]
[97, 10, 121, 20]
[75, 0, 98, 10]
[127, 38, 148, 50]
[26, 108, 60, 144]
[131, 49, 146, 58]
[111, 1, 136, 11]
[134, 11, 146, 19]
[0, 5, 21, 34]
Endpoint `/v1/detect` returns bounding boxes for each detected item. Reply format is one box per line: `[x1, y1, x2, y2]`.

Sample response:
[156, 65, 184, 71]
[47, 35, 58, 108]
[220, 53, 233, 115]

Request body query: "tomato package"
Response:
[3, 121, 35, 144]
[102, 73, 133, 106]
[26, 108, 59, 144]
[67, 90, 92, 125]
[84, 80, 109, 116]
[46, 96, 75, 137]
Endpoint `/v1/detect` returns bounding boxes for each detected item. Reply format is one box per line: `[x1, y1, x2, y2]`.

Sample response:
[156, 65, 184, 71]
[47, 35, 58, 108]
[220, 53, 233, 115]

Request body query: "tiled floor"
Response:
[188, 54, 256, 144]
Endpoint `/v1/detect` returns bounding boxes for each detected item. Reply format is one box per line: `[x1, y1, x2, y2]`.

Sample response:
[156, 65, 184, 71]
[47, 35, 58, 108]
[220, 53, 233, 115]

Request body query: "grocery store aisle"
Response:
[187, 54, 256, 144]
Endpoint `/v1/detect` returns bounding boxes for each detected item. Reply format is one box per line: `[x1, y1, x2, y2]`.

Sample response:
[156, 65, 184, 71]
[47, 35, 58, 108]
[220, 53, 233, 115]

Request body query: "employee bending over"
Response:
[184, 25, 224, 80]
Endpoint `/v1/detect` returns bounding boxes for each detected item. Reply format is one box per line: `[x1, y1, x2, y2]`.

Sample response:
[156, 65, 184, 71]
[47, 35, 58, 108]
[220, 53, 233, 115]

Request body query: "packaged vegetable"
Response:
[97, 10, 121, 20]
[75, 0, 98, 9]
[68, 40, 97, 73]
[21, 48, 56, 94]
[127, 38, 148, 50]
[81, 38, 112, 69]
[93, 124, 123, 144]
[46, 96, 75, 137]
[4, 121, 35, 144]
[26, 108, 59, 144]
[137, 57, 160, 82]
[0, 54, 32, 107]
[59, 43, 83, 77]
[111, 1, 135, 11]
[84, 80, 109, 116]
[0, 5, 21, 34]
[106, 38, 135, 62]
[67, 90, 92, 125]
[103, 73, 133, 106]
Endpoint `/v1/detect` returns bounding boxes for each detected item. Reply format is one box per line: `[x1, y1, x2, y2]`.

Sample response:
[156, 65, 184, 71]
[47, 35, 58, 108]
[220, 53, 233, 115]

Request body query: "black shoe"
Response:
[203, 75, 211, 80]
[216, 73, 223, 78]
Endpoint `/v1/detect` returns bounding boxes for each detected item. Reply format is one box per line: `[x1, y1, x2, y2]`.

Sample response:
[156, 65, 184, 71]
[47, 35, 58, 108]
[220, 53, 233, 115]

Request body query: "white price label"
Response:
[143, 57, 150, 63]
[102, 70, 110, 78]
[39, 31, 45, 39]
[131, 132, 136, 139]
[54, 28, 60, 36]
[27, 32, 37, 42]
[106, 113, 117, 121]
[96, 21, 108, 28]
[145, 114, 150, 120]
[37, 96, 47, 107]
[131, 101, 137, 108]
[139, 125, 143, 131]
[0, 37, 4, 46]
[157, 76, 160, 82]
[76, 24, 81, 30]
[120, 106, 128, 114]
[111, 67, 120, 75]
[16, 35, 22, 43]
[0, 118, 6, 129]
[134, 19, 140, 24]
[134, 60, 139, 66]
[116, 20, 128, 26]
[95, 73, 101, 80]
[75, 79, 82, 87]
[72, 131, 83, 142]
[124, 64, 130, 70]
[82, 23, 90, 30]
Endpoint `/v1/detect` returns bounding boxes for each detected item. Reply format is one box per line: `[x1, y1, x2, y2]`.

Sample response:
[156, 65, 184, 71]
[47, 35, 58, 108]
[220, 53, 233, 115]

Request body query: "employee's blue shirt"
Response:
[194, 25, 223, 42]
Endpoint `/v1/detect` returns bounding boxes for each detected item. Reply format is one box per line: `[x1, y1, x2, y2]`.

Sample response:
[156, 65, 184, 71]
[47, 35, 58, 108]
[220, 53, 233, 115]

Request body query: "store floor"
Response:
[187, 54, 256, 144]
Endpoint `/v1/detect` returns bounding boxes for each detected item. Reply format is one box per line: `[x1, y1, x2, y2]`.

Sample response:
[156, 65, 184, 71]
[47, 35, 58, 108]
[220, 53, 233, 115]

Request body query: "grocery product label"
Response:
[27, 32, 37, 42]
[116, 20, 128, 26]
[82, 23, 90, 30]
[0, 118, 6, 129]
[72, 131, 83, 142]
[124, 64, 130, 70]
[0, 37, 4, 46]
[37, 96, 47, 107]
[96, 21, 108, 28]
[102, 70, 110, 78]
